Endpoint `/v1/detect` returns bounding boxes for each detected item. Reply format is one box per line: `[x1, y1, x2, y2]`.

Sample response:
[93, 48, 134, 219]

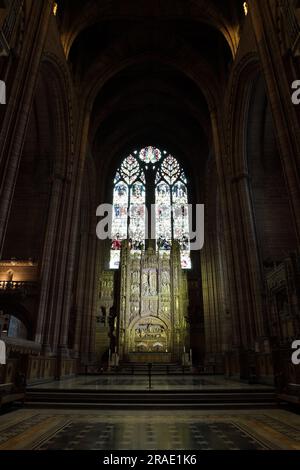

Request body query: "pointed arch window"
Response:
[110, 146, 191, 269]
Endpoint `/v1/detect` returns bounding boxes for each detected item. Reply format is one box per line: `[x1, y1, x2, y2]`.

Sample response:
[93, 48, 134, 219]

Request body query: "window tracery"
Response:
[110, 147, 191, 269]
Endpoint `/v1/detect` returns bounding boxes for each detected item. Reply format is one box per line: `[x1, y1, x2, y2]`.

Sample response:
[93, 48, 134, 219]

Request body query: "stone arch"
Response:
[2, 56, 73, 340]
[82, 33, 220, 114]
[0, 299, 33, 340]
[246, 74, 298, 263]
[74, 30, 221, 209]
[2, 57, 72, 262]
[62, 0, 238, 59]
[41, 53, 74, 177]
[230, 53, 298, 263]
[127, 316, 170, 354]
[222, 55, 268, 351]
[227, 53, 260, 175]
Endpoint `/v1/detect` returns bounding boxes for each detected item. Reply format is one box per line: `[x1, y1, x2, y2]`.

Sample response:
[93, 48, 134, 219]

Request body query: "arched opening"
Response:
[247, 73, 299, 355]
[247, 75, 298, 265]
[0, 300, 32, 340]
[0, 60, 69, 346]
[0, 312, 28, 340]
[2, 64, 62, 262]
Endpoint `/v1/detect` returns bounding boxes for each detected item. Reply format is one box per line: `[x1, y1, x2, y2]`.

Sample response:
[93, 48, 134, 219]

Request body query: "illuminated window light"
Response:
[243, 2, 249, 16]
[53, 2, 58, 16]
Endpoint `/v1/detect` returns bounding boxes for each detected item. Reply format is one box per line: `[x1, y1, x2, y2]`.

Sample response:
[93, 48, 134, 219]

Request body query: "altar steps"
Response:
[25, 388, 279, 410]
[117, 363, 191, 375]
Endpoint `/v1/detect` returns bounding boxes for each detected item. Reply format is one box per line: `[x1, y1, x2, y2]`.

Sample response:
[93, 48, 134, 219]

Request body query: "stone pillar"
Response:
[35, 175, 64, 347]
[80, 233, 97, 358]
[41, 171, 73, 356]
[210, 107, 268, 378]
[210, 109, 242, 349]
[71, 227, 98, 363]
[230, 173, 266, 344]
[88, 241, 102, 358]
[73, 231, 89, 357]
[53, 116, 91, 357]
[201, 231, 221, 357]
[41, 174, 72, 355]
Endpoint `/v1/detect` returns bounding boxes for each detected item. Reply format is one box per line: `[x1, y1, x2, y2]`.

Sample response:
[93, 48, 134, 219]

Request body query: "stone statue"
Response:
[131, 271, 139, 284]
[131, 284, 139, 296]
[142, 271, 150, 296]
[150, 270, 157, 295]
[161, 271, 170, 284]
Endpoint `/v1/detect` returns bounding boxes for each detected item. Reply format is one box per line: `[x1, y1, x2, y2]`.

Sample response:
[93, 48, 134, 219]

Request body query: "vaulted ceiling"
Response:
[55, 0, 247, 191]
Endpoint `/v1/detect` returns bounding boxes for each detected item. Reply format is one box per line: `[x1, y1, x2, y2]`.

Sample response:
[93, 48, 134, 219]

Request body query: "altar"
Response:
[117, 241, 189, 364]
[127, 352, 172, 363]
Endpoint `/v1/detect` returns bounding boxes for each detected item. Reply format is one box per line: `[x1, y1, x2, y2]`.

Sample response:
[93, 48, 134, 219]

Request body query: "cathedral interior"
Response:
[0, 0, 300, 452]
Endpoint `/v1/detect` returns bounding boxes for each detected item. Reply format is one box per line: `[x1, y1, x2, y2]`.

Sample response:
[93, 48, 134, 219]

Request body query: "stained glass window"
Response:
[139, 146, 162, 164]
[129, 182, 146, 252]
[110, 147, 191, 269]
[156, 155, 191, 269]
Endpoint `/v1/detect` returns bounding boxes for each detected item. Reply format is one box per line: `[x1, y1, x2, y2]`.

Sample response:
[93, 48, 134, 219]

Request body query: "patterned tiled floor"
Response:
[0, 409, 299, 450]
[34, 421, 268, 451]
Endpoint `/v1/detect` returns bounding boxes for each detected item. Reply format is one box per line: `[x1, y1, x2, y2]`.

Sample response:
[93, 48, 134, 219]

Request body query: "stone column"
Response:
[41, 174, 72, 355]
[201, 231, 221, 357]
[54, 116, 91, 357]
[73, 231, 89, 357]
[230, 173, 265, 344]
[80, 233, 97, 358]
[210, 107, 268, 378]
[210, 109, 242, 349]
[35, 175, 64, 346]
[88, 239, 102, 358]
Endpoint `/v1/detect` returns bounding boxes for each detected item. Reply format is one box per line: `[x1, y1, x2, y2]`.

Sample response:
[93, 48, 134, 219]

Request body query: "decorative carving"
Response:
[135, 322, 167, 352]
[118, 241, 189, 362]
[99, 271, 114, 309]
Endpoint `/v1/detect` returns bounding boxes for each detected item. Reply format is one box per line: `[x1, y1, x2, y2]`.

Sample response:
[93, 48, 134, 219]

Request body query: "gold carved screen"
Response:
[117, 241, 189, 363]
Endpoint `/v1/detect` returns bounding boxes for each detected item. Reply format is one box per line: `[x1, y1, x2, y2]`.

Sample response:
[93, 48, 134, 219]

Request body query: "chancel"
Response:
[0, 0, 300, 453]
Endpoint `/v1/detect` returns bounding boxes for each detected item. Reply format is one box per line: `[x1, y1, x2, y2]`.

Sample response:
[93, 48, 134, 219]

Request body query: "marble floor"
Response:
[28, 375, 274, 391]
[0, 408, 300, 450]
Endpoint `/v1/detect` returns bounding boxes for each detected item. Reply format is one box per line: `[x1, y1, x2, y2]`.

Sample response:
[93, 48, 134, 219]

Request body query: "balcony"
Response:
[0, 260, 39, 298]
[0, 280, 38, 297]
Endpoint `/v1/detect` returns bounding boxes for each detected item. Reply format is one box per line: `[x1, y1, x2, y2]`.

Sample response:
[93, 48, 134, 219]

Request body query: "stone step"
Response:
[25, 389, 278, 409]
[117, 363, 191, 375]
[24, 401, 280, 410]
